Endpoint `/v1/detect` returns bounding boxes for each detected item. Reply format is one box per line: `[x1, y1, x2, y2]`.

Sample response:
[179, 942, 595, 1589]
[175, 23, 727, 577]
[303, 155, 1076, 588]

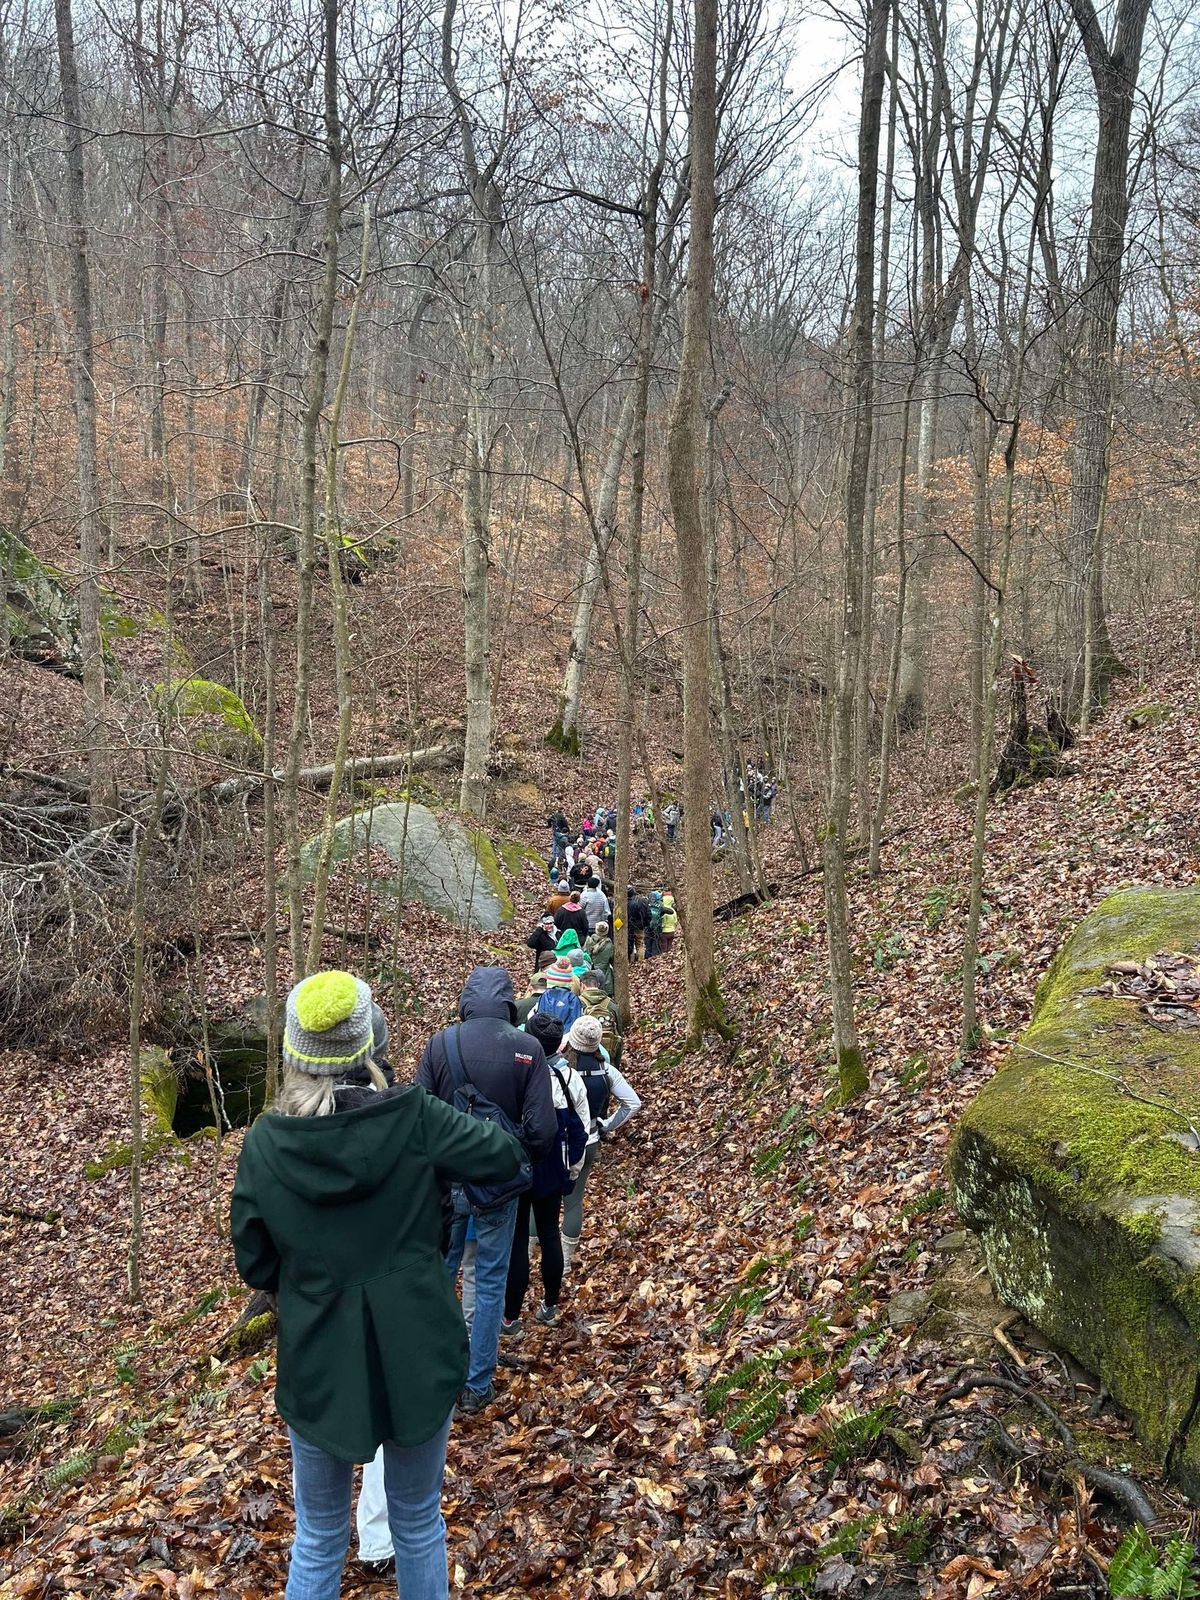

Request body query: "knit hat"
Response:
[556, 879, 570, 891]
[537, 949, 557, 970]
[555, 928, 581, 953]
[594, 921, 609, 936]
[568, 1015, 604, 1052]
[283, 970, 375, 1076]
[545, 955, 578, 988]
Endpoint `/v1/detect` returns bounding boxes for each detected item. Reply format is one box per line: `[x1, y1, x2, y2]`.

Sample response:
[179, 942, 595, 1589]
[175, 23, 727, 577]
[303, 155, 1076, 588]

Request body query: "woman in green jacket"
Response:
[232, 970, 522, 1600]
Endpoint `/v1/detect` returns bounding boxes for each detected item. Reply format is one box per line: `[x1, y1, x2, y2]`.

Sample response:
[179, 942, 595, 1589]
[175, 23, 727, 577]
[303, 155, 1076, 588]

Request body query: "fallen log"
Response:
[210, 744, 459, 802]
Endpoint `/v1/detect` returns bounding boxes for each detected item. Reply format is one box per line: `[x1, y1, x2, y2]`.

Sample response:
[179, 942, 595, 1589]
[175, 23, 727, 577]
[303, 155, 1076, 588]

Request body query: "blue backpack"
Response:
[536, 985, 582, 1031]
[440, 1026, 531, 1215]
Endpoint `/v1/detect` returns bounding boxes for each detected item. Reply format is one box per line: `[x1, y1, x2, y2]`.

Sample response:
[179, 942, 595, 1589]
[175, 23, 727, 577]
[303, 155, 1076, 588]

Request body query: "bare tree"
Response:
[1064, 0, 1151, 717]
[824, 0, 890, 1104]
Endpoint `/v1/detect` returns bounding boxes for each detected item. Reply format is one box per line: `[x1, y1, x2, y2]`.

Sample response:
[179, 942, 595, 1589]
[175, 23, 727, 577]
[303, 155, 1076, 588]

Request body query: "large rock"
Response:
[300, 801, 513, 931]
[950, 887, 1200, 1496]
[3, 529, 83, 674]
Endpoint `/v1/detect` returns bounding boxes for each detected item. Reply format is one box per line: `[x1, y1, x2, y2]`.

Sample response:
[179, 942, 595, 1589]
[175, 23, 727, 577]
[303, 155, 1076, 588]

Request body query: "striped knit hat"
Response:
[545, 955, 578, 988]
[283, 970, 375, 1077]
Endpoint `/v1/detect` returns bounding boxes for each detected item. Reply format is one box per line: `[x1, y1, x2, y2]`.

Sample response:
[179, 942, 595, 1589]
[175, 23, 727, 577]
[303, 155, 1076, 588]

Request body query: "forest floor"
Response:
[1, 665, 1199, 1599]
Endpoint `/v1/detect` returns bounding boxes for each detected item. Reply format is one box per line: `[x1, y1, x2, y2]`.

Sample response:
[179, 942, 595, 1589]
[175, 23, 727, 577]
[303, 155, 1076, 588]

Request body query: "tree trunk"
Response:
[825, 0, 889, 1102]
[1063, 0, 1150, 714]
[283, 0, 342, 978]
[666, 0, 722, 1044]
[54, 0, 116, 825]
[553, 383, 639, 754]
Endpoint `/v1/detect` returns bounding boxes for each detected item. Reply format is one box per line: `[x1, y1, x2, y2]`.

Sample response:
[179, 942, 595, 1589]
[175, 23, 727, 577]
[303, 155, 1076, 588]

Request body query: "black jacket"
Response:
[554, 904, 590, 943]
[416, 967, 557, 1162]
[525, 925, 558, 967]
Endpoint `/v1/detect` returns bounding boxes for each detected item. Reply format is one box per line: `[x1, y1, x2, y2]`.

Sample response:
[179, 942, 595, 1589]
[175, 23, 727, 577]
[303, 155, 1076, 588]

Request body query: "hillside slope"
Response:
[1, 672, 1197, 1597]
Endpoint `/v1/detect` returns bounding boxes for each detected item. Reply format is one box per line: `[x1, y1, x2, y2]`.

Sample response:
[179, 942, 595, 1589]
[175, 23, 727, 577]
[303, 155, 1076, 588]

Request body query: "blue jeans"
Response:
[446, 1197, 519, 1395]
[287, 1417, 451, 1600]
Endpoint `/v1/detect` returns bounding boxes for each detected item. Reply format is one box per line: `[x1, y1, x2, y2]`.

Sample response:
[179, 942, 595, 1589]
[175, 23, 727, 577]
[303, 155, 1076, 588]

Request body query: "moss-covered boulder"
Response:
[950, 887, 1200, 1498]
[154, 677, 261, 757]
[3, 530, 83, 674]
[299, 801, 513, 931]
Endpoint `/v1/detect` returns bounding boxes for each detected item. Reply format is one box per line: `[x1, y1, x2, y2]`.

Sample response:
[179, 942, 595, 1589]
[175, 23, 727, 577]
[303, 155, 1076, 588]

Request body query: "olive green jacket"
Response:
[232, 1086, 522, 1461]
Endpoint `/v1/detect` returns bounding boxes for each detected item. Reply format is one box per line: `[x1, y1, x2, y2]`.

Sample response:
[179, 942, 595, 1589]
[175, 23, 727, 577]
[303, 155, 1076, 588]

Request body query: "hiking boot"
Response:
[500, 1318, 523, 1341]
[535, 1301, 558, 1326]
[457, 1383, 494, 1415]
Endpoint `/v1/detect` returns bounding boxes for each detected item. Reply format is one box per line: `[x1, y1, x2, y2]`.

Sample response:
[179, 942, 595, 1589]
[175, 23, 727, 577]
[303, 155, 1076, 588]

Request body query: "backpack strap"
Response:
[441, 1025, 471, 1097]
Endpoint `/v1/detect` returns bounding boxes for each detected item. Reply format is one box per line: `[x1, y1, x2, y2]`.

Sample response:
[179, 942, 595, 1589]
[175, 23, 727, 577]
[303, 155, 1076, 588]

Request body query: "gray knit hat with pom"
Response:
[283, 970, 375, 1077]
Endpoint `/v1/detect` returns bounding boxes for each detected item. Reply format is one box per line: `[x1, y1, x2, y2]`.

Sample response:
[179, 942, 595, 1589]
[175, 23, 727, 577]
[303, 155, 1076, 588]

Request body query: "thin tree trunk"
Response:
[666, 0, 723, 1044]
[54, 0, 116, 824]
[825, 0, 890, 1101]
[283, 0, 342, 978]
[1063, 0, 1150, 714]
[306, 204, 371, 973]
[552, 383, 640, 754]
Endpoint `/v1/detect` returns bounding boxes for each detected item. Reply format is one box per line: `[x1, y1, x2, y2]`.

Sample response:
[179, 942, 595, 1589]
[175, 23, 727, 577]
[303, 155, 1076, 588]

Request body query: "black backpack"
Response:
[575, 1051, 611, 1124]
[441, 1026, 531, 1214]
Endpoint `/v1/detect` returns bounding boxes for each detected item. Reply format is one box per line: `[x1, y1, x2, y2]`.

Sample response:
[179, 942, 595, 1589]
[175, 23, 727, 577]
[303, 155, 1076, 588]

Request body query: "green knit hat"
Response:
[283, 970, 375, 1077]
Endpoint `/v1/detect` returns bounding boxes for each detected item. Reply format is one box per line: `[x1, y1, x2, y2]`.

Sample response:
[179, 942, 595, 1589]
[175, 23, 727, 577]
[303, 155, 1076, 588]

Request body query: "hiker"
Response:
[711, 808, 725, 847]
[626, 887, 651, 961]
[526, 913, 559, 970]
[660, 893, 678, 953]
[580, 875, 610, 932]
[600, 830, 616, 871]
[663, 800, 680, 843]
[416, 968, 557, 1415]
[585, 921, 614, 994]
[568, 853, 592, 889]
[560, 1015, 642, 1275]
[759, 776, 777, 825]
[594, 805, 608, 834]
[554, 889, 590, 945]
[503, 1011, 590, 1333]
[546, 878, 571, 916]
[515, 966, 551, 1025]
[632, 800, 645, 833]
[645, 891, 664, 959]
[231, 970, 524, 1600]
[536, 954, 584, 1032]
[579, 973, 623, 1069]
[644, 799, 655, 833]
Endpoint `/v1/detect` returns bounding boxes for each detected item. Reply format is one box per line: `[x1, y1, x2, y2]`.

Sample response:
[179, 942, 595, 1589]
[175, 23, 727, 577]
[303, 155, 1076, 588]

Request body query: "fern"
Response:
[1109, 1527, 1198, 1599]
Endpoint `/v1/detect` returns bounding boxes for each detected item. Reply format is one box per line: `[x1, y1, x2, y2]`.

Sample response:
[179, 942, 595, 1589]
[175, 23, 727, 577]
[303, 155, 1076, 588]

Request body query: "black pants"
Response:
[505, 1191, 564, 1320]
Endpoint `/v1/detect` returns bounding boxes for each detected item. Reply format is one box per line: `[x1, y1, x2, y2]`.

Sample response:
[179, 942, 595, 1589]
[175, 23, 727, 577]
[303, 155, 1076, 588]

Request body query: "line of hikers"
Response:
[232, 895, 650, 1595]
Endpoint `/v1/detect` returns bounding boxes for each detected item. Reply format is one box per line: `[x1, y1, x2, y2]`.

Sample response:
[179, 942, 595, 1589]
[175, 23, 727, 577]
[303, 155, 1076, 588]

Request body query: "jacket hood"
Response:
[459, 965, 518, 1024]
[250, 1091, 417, 1205]
[555, 929, 581, 952]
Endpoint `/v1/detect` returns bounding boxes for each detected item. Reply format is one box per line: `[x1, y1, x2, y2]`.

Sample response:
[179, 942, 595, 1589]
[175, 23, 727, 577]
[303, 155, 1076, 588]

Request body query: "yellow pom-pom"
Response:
[293, 970, 358, 1033]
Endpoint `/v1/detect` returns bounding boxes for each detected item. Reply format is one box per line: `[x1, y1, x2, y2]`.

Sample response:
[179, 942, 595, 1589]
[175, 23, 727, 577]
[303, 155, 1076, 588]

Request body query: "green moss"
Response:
[226, 1310, 276, 1354]
[84, 1124, 180, 1179]
[464, 829, 514, 923]
[951, 887, 1200, 1490]
[834, 1046, 868, 1104]
[140, 1046, 178, 1134]
[155, 677, 261, 746]
[1125, 703, 1173, 731]
[545, 715, 581, 757]
[500, 837, 542, 876]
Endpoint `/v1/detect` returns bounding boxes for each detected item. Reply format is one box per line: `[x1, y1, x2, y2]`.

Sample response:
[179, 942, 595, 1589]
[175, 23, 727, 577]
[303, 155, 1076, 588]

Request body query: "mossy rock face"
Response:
[1125, 703, 1173, 732]
[2, 529, 83, 674]
[155, 677, 261, 755]
[299, 802, 513, 931]
[950, 887, 1200, 1496]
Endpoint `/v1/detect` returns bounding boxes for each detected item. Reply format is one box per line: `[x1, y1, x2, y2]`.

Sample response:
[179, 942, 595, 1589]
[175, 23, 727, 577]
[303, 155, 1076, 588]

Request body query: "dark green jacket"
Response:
[231, 1086, 522, 1461]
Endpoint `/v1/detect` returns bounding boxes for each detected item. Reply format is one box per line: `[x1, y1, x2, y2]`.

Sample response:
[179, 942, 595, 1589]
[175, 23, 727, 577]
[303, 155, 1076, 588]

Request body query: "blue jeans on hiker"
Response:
[446, 1197, 519, 1395]
[286, 1417, 451, 1600]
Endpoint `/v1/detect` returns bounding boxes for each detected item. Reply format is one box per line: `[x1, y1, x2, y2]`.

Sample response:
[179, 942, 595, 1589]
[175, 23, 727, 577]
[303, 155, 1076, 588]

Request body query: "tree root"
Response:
[931, 1369, 1159, 1528]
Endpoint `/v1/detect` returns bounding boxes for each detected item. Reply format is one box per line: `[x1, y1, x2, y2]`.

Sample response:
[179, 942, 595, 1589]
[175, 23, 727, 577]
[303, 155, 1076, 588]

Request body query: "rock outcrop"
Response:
[300, 801, 514, 931]
[950, 887, 1200, 1497]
